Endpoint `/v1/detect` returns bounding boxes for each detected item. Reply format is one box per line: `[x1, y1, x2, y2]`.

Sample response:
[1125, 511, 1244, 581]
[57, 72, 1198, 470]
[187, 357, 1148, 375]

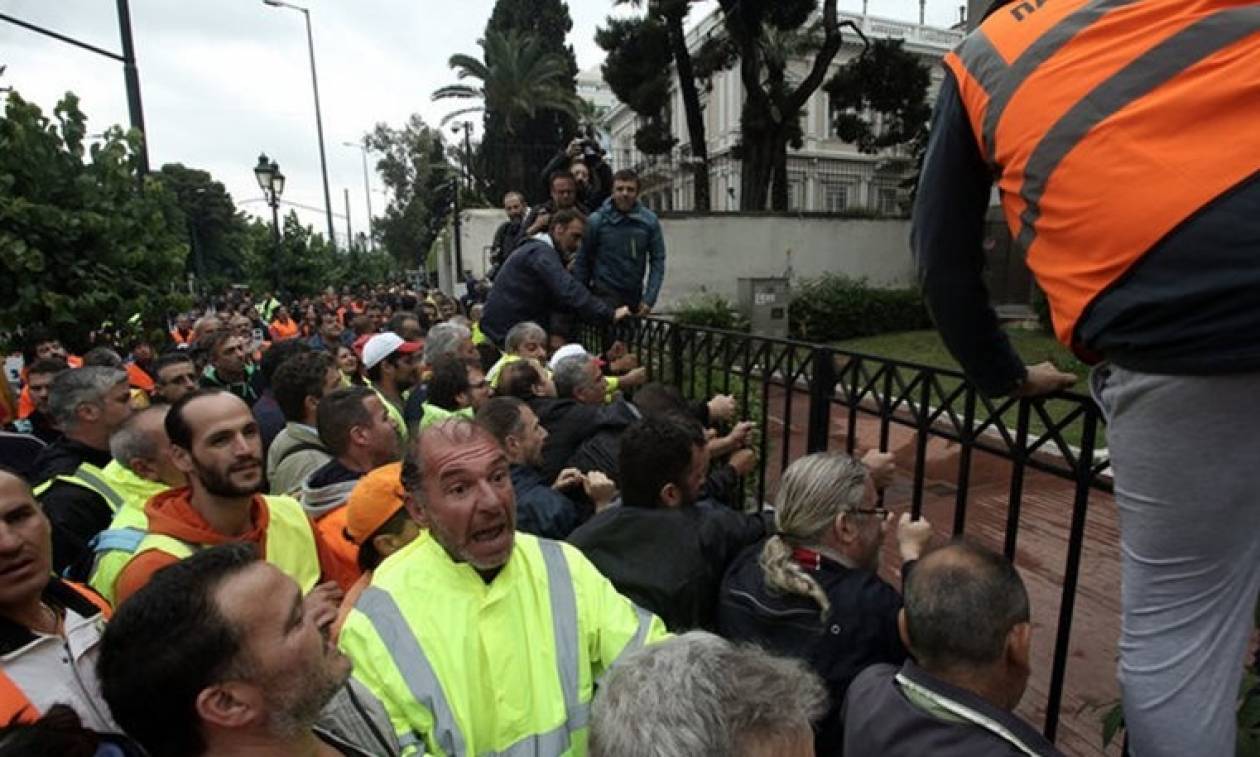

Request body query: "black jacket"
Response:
[511, 464, 581, 539]
[528, 397, 638, 484]
[480, 237, 614, 347]
[568, 503, 773, 632]
[843, 661, 1064, 757]
[717, 543, 910, 755]
[31, 439, 115, 578]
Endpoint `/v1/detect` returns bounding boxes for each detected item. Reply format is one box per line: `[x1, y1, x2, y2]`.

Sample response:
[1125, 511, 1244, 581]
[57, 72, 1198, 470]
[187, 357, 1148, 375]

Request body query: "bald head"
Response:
[902, 540, 1030, 671]
[111, 406, 185, 487]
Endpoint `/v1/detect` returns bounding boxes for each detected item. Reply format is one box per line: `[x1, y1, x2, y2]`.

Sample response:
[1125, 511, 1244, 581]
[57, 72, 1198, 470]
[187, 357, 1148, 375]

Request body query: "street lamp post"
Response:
[254, 154, 286, 291]
[342, 141, 374, 252]
[262, 0, 335, 249]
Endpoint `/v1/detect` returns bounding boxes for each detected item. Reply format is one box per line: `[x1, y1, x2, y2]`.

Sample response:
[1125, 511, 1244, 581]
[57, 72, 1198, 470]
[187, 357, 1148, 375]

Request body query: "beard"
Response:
[192, 456, 263, 497]
[262, 645, 351, 737]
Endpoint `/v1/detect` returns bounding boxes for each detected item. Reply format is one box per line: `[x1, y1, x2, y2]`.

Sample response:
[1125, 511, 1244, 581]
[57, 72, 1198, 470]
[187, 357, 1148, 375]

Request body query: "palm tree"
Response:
[432, 29, 580, 135]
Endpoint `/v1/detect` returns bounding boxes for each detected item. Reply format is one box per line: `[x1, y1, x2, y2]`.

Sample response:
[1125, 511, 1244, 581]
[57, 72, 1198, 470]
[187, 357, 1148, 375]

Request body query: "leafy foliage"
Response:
[825, 39, 932, 154]
[155, 163, 255, 289]
[478, 0, 580, 201]
[716, 0, 861, 210]
[0, 90, 189, 351]
[433, 29, 580, 135]
[598, 0, 724, 208]
[672, 293, 749, 332]
[597, 17, 673, 121]
[788, 274, 932, 342]
[363, 116, 459, 270]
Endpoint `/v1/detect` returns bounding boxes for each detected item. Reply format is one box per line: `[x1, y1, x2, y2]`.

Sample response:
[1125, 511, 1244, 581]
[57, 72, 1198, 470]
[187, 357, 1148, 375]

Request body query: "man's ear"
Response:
[836, 512, 860, 546]
[1006, 621, 1032, 675]
[658, 482, 681, 508]
[195, 681, 260, 730]
[170, 444, 195, 476]
[404, 493, 429, 529]
[897, 608, 912, 652]
[77, 402, 101, 425]
[129, 456, 159, 483]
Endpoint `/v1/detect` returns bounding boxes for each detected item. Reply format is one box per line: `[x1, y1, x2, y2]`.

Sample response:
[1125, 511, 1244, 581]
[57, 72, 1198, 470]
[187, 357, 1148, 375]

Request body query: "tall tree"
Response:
[363, 115, 458, 270]
[825, 39, 931, 209]
[716, 0, 865, 210]
[0, 90, 188, 351]
[598, 0, 724, 211]
[825, 39, 931, 155]
[433, 29, 580, 199]
[480, 0, 580, 201]
[156, 163, 253, 288]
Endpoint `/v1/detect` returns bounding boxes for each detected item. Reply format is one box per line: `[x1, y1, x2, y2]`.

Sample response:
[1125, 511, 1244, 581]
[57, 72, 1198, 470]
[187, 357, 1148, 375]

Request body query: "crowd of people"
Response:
[0, 201, 1060, 755]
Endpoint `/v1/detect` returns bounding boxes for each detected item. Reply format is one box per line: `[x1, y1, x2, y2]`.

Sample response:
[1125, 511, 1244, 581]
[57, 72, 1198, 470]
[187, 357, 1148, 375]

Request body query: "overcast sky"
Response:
[1, 0, 962, 239]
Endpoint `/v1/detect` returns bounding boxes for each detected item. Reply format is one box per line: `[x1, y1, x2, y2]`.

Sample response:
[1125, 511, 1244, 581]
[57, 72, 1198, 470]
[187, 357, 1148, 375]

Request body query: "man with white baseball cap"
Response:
[361, 332, 421, 441]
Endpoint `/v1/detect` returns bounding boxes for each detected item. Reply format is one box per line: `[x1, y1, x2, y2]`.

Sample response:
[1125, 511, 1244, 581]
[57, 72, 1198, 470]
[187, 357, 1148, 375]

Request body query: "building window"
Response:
[877, 186, 899, 215]
[788, 179, 806, 212]
[823, 181, 852, 212]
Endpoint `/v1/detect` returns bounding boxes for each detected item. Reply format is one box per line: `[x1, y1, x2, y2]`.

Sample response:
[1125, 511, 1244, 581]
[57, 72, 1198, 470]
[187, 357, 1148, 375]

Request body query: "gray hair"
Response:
[761, 452, 868, 621]
[49, 367, 128, 430]
[504, 321, 546, 354]
[552, 355, 594, 399]
[590, 632, 827, 757]
[110, 406, 170, 470]
[423, 322, 471, 366]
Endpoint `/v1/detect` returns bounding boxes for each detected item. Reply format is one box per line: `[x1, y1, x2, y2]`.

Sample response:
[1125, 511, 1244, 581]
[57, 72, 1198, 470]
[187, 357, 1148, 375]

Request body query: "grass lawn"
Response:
[832, 328, 1104, 451]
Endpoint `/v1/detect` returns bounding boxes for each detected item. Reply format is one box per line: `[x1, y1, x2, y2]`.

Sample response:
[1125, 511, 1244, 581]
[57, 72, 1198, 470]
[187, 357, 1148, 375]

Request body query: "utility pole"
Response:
[343, 188, 352, 249]
[451, 179, 463, 283]
[0, 5, 150, 174]
[115, 0, 148, 174]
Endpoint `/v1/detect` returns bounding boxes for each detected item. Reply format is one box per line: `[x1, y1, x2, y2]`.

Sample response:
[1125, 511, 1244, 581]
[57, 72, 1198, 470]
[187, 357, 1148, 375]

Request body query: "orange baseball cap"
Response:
[345, 462, 408, 545]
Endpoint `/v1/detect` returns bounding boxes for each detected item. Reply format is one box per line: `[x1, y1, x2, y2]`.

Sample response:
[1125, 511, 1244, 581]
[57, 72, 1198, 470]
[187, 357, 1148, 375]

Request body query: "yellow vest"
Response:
[86, 462, 171, 605]
[33, 462, 124, 515]
[339, 533, 668, 756]
[418, 403, 473, 432]
[129, 495, 321, 594]
[366, 382, 410, 443]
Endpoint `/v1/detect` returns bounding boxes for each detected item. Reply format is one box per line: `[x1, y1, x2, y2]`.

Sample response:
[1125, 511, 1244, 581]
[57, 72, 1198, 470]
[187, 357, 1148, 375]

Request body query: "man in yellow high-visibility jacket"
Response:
[339, 418, 669, 756]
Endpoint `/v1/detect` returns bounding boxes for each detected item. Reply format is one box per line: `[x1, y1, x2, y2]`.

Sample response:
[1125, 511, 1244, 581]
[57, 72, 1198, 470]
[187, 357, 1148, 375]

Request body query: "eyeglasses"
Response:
[849, 507, 890, 520]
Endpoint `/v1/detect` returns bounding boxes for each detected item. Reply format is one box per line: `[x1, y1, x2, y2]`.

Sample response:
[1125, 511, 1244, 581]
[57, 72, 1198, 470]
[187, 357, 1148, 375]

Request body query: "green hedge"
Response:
[788, 274, 932, 343]
[671, 293, 749, 332]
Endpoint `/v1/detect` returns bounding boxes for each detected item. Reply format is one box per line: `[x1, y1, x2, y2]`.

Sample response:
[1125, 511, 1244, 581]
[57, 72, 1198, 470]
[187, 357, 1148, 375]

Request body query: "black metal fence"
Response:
[580, 316, 1112, 745]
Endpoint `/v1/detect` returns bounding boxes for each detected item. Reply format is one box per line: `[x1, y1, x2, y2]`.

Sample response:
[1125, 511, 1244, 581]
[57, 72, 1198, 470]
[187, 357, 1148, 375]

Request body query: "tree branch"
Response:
[784, 0, 843, 114]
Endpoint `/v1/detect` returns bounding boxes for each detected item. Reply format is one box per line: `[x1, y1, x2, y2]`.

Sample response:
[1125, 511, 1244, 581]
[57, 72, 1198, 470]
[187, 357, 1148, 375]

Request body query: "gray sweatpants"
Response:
[1092, 365, 1260, 757]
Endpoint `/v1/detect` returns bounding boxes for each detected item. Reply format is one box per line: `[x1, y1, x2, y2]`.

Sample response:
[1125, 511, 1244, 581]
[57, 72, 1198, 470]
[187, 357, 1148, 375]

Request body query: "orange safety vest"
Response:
[169, 328, 193, 346]
[944, 0, 1260, 352]
[0, 581, 111, 726]
[270, 318, 300, 342]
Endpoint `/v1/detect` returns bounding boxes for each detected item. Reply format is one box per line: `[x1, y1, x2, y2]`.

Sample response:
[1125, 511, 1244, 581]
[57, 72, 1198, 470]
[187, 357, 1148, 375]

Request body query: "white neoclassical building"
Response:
[601, 9, 964, 214]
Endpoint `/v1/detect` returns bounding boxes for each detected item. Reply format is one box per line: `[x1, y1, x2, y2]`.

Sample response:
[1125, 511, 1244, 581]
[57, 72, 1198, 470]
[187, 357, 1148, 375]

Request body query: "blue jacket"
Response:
[480, 235, 614, 346]
[573, 198, 666, 308]
[511, 464, 580, 540]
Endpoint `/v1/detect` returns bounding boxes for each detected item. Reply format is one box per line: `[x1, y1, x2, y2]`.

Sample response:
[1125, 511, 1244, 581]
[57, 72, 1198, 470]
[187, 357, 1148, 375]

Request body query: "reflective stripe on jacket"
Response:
[338, 532, 668, 756]
[130, 495, 321, 593]
[86, 462, 170, 605]
[33, 463, 124, 515]
[943, 0, 1260, 352]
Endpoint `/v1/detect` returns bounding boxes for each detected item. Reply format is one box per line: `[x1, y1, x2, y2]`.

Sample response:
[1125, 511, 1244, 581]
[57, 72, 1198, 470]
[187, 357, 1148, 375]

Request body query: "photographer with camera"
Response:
[542, 135, 613, 211]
